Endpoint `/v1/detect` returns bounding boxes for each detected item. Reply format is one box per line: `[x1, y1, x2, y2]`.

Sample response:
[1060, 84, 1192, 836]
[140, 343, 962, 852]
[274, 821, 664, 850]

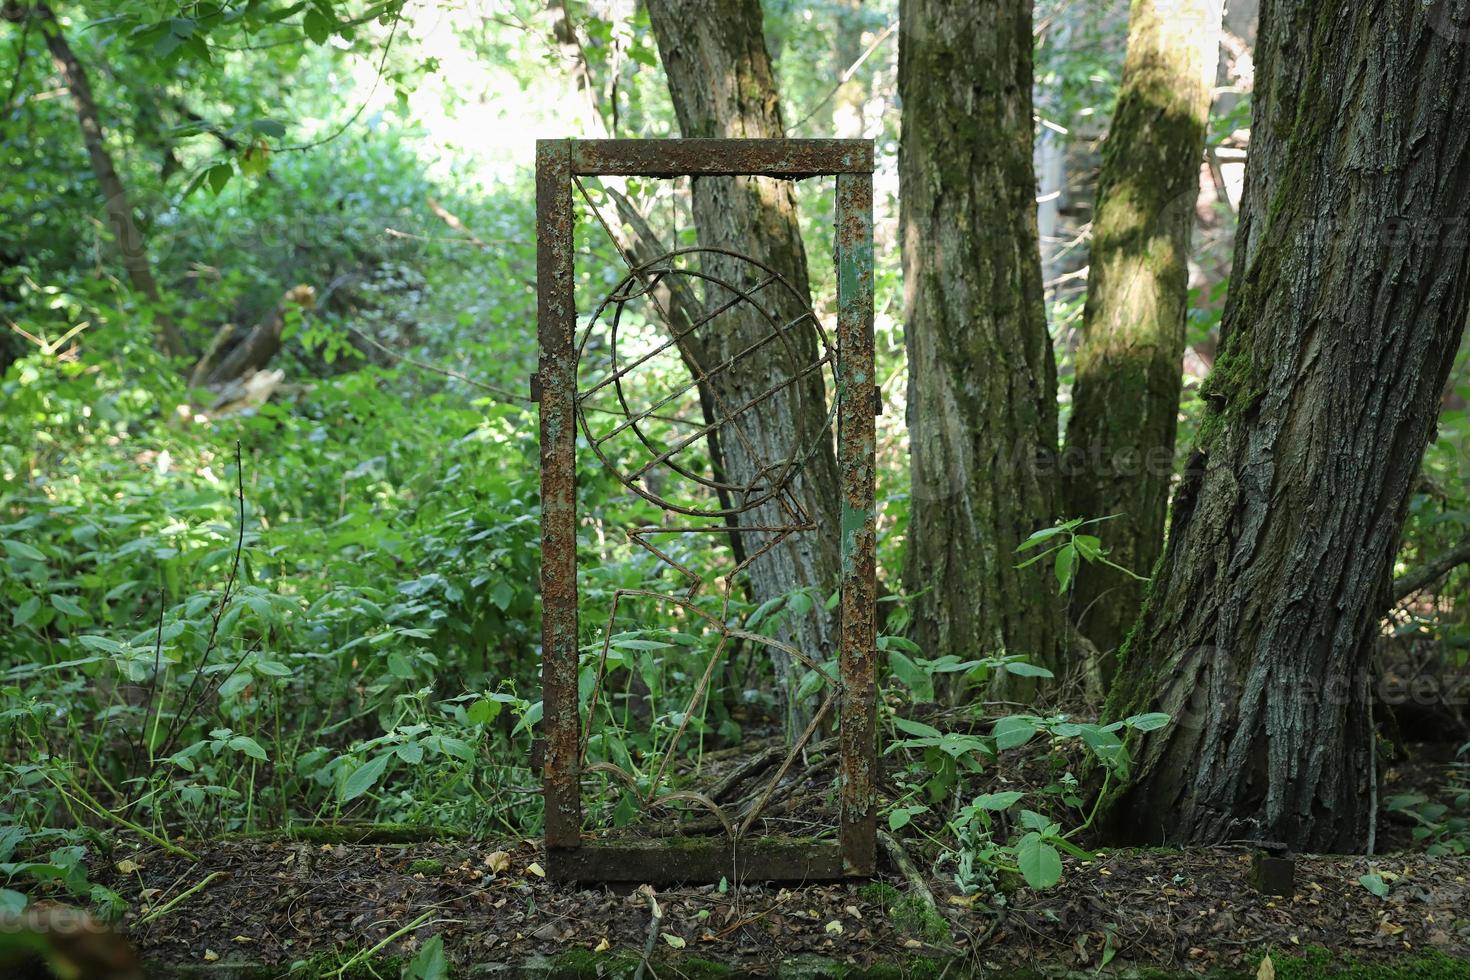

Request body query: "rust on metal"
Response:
[569, 138, 872, 178]
[835, 171, 877, 876]
[534, 138, 877, 883]
[535, 139, 581, 850]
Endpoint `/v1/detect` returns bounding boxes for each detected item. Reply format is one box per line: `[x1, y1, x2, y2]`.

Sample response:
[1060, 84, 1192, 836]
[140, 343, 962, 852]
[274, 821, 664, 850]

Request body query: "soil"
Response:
[65, 835, 1469, 977]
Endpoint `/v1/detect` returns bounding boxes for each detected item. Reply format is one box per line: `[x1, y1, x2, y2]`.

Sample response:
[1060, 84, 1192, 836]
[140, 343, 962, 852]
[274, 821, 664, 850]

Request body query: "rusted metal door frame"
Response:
[534, 137, 876, 882]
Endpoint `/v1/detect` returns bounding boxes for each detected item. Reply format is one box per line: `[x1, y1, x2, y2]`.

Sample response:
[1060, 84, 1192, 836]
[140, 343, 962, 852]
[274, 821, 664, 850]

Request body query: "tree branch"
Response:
[1393, 536, 1470, 602]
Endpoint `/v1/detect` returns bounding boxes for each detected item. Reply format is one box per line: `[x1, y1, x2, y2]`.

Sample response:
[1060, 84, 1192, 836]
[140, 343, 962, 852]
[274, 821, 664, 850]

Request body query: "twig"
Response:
[632, 886, 662, 980]
[877, 830, 938, 912]
[155, 441, 247, 761]
[276, 5, 401, 152]
[1392, 536, 1470, 602]
[48, 775, 198, 861]
[790, 20, 898, 133]
[131, 586, 167, 777]
[137, 871, 228, 926]
[344, 326, 531, 403]
[334, 909, 436, 978]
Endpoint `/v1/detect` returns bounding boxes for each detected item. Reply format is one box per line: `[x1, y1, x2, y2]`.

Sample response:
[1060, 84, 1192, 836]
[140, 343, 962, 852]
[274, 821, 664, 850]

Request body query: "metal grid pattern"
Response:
[534, 138, 876, 882]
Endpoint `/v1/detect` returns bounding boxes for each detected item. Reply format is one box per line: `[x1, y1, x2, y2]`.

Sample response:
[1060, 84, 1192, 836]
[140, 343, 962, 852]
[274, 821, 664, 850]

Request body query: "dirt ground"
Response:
[80, 835, 1469, 977]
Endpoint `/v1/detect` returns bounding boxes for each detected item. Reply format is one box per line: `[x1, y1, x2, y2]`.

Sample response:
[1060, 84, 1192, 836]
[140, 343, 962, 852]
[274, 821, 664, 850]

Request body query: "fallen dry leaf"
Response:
[1257, 953, 1275, 980]
[203, 950, 219, 962]
[485, 850, 511, 873]
[525, 862, 545, 878]
[594, 938, 610, 952]
[661, 933, 686, 949]
[115, 859, 142, 874]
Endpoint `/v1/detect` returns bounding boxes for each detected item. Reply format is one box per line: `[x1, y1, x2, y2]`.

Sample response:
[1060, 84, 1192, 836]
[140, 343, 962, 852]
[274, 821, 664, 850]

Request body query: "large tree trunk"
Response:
[644, 0, 843, 726]
[1061, 0, 1222, 672]
[21, 3, 185, 358]
[1101, 0, 1470, 851]
[898, 0, 1067, 678]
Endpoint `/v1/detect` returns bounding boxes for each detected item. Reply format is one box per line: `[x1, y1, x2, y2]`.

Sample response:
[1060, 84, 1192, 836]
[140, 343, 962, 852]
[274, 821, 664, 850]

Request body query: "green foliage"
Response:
[1384, 743, 1470, 856]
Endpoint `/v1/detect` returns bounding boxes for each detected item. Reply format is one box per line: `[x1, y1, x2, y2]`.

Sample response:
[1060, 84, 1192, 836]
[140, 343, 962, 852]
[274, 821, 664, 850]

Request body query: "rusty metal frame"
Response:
[534, 138, 876, 883]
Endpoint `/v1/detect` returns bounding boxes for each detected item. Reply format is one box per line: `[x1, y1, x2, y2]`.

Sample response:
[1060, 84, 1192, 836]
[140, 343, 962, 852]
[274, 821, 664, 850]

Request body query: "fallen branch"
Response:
[1393, 536, 1470, 602]
[632, 885, 662, 980]
[137, 871, 228, 926]
[335, 909, 436, 979]
[877, 830, 938, 913]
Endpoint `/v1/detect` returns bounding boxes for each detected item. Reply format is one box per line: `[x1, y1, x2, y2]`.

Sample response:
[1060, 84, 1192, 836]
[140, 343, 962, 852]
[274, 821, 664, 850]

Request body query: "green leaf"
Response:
[1000, 659, 1054, 679]
[77, 635, 124, 653]
[218, 672, 253, 699]
[302, 8, 333, 43]
[1015, 525, 1067, 552]
[341, 753, 390, 801]
[206, 162, 233, 195]
[407, 934, 448, 980]
[2, 539, 45, 562]
[1124, 712, 1170, 732]
[1054, 543, 1077, 593]
[396, 741, 424, 764]
[1359, 873, 1389, 898]
[13, 595, 41, 627]
[888, 650, 934, 701]
[387, 652, 415, 679]
[888, 809, 912, 831]
[892, 717, 943, 739]
[490, 581, 514, 611]
[467, 699, 501, 725]
[49, 594, 86, 618]
[1015, 833, 1063, 890]
[992, 715, 1037, 751]
[972, 791, 1024, 811]
[0, 888, 26, 916]
[227, 735, 268, 761]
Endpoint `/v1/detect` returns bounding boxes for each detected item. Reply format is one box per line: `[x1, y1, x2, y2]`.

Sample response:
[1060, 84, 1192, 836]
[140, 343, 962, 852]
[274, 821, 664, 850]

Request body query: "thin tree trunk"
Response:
[27, 3, 185, 357]
[898, 0, 1067, 680]
[1061, 0, 1222, 673]
[1101, 0, 1470, 851]
[644, 0, 844, 730]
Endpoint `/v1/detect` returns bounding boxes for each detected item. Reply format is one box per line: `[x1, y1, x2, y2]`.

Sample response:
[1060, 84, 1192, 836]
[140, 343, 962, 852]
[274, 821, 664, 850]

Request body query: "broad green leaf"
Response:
[0, 888, 26, 916]
[1359, 873, 1389, 898]
[341, 753, 390, 802]
[891, 717, 943, 739]
[50, 594, 86, 618]
[1015, 833, 1062, 890]
[972, 791, 1024, 811]
[1124, 712, 1170, 732]
[206, 162, 233, 195]
[992, 715, 1037, 751]
[1000, 660, 1054, 679]
[13, 596, 41, 627]
[227, 735, 268, 761]
[1, 540, 45, 562]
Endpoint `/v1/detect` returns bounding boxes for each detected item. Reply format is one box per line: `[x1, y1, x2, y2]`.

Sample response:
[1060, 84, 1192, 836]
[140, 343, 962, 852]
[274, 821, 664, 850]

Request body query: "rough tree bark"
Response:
[898, 0, 1067, 676]
[13, 3, 185, 357]
[1102, 0, 1470, 851]
[645, 0, 844, 720]
[1061, 0, 1222, 672]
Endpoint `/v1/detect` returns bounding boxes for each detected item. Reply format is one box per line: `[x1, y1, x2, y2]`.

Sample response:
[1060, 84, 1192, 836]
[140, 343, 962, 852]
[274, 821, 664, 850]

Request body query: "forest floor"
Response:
[92, 834, 1470, 978]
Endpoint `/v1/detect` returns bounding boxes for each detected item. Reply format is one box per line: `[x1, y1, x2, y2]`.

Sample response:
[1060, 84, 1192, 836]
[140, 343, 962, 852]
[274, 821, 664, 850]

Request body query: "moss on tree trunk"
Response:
[1062, 0, 1222, 671]
[1101, 0, 1470, 851]
[645, 0, 843, 728]
[898, 0, 1067, 678]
